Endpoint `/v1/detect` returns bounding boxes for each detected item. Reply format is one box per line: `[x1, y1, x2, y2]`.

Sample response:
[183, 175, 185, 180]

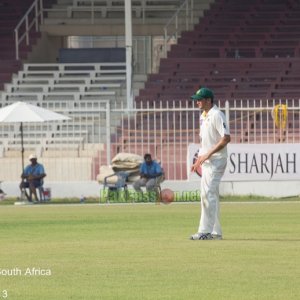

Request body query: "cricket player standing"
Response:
[190, 88, 231, 240]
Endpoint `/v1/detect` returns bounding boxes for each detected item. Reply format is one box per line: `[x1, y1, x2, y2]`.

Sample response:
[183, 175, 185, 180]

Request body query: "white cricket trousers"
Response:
[198, 157, 227, 235]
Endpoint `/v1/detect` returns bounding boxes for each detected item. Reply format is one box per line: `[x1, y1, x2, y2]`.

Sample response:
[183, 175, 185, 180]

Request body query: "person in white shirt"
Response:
[189, 87, 231, 240]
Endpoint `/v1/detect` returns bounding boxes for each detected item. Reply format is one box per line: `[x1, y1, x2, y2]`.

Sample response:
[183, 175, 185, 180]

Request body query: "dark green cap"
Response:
[190, 87, 214, 101]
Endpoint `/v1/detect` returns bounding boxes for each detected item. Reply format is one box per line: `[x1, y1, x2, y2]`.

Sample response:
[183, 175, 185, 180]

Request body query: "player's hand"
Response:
[191, 158, 201, 172]
[191, 154, 209, 172]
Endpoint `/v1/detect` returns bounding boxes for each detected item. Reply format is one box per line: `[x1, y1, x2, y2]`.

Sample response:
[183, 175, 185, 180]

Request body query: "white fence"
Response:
[0, 99, 299, 182]
[108, 99, 300, 180]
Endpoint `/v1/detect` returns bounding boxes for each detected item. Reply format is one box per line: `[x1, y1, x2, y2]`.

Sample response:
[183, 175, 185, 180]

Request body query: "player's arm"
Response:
[199, 134, 231, 164]
[198, 112, 231, 165]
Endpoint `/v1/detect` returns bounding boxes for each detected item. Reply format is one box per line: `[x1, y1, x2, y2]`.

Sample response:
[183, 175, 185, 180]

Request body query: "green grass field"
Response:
[0, 201, 300, 300]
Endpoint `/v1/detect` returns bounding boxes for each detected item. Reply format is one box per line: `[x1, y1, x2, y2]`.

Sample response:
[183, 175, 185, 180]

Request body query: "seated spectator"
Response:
[19, 154, 46, 202]
[133, 153, 163, 195]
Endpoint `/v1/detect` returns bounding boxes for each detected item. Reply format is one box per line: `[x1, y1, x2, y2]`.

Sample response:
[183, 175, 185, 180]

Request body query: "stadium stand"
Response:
[0, 62, 127, 158]
[129, 0, 300, 178]
[136, 0, 300, 103]
[0, 0, 56, 90]
[2, 62, 126, 101]
[1, 0, 300, 183]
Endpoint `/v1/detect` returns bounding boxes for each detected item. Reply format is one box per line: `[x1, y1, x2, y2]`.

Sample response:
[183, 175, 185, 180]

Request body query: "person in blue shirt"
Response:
[133, 153, 163, 194]
[19, 154, 46, 202]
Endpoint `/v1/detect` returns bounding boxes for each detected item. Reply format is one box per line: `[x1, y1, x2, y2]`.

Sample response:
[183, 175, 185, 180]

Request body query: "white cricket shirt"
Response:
[199, 105, 230, 159]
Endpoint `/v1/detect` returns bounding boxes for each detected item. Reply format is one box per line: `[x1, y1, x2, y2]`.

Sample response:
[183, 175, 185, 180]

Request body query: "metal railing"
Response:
[163, 0, 194, 57]
[14, 0, 44, 60]
[110, 99, 300, 180]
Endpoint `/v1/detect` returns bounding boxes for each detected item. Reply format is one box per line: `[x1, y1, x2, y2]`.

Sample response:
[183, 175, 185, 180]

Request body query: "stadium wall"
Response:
[2, 180, 300, 200]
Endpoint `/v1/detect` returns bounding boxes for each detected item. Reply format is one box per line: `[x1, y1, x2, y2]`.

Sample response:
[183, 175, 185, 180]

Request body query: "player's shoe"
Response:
[212, 234, 223, 240]
[190, 233, 213, 240]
